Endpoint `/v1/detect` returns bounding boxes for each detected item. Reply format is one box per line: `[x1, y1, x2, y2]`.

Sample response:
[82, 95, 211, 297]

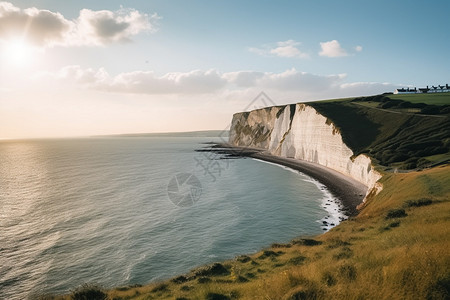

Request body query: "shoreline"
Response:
[251, 152, 368, 217]
[252, 158, 349, 230]
[210, 143, 368, 217]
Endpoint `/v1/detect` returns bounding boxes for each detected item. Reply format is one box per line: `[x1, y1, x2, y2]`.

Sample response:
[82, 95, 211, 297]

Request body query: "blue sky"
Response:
[1, 0, 449, 138]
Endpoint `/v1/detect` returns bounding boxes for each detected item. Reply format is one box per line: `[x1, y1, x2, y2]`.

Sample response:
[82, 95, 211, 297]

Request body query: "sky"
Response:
[0, 0, 449, 139]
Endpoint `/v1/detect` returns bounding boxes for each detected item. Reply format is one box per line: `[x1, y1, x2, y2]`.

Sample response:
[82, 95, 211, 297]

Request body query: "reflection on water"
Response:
[0, 138, 328, 299]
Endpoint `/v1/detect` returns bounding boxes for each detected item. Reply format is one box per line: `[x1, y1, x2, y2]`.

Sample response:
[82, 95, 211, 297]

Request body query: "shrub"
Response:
[272, 242, 292, 248]
[285, 286, 324, 300]
[440, 105, 450, 114]
[405, 198, 432, 207]
[326, 238, 351, 249]
[172, 275, 189, 284]
[70, 284, 107, 300]
[288, 256, 307, 265]
[198, 277, 212, 284]
[321, 272, 337, 286]
[339, 264, 357, 281]
[180, 285, 191, 291]
[258, 250, 280, 259]
[151, 283, 169, 292]
[427, 278, 450, 299]
[236, 275, 249, 283]
[380, 100, 403, 109]
[389, 221, 400, 228]
[193, 263, 230, 277]
[386, 208, 407, 219]
[205, 292, 230, 300]
[421, 105, 440, 115]
[333, 247, 353, 260]
[291, 238, 322, 246]
[416, 158, 432, 168]
[235, 255, 251, 263]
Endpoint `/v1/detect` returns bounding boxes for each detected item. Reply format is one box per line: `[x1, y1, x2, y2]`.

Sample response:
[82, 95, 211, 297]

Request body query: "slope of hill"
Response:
[309, 94, 450, 170]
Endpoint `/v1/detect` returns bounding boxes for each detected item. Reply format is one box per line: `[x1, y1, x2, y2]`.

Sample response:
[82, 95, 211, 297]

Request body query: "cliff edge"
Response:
[229, 103, 383, 202]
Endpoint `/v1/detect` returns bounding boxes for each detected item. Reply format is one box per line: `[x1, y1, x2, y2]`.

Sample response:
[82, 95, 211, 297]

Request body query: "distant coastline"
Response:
[95, 130, 229, 138]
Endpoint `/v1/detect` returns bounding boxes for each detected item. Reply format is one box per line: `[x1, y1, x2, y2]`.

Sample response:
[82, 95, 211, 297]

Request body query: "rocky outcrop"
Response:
[229, 103, 382, 201]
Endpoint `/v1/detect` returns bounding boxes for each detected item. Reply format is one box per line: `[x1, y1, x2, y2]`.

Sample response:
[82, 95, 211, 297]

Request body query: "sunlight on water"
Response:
[0, 138, 330, 299]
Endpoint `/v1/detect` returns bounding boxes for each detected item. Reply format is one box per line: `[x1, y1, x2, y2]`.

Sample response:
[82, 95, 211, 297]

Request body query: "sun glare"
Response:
[2, 39, 34, 67]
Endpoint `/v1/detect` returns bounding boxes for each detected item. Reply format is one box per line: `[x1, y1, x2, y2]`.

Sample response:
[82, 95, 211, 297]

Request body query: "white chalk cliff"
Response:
[229, 103, 382, 201]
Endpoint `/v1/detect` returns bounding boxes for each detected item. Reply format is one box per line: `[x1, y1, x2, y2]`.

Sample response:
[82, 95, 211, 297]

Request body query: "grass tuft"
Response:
[151, 283, 169, 292]
[405, 198, 433, 207]
[339, 264, 357, 281]
[321, 272, 337, 286]
[205, 292, 230, 300]
[386, 208, 407, 219]
[258, 250, 281, 259]
[291, 238, 322, 246]
[70, 284, 107, 300]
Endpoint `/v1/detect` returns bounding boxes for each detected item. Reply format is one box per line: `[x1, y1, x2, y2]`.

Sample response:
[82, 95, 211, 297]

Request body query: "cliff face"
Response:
[229, 103, 382, 199]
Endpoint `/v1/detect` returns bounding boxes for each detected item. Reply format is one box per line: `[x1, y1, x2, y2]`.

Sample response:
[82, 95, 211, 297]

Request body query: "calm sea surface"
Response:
[0, 137, 334, 299]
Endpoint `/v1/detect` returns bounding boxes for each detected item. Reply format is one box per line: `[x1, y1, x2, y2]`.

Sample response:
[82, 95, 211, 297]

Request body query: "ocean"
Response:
[0, 136, 340, 299]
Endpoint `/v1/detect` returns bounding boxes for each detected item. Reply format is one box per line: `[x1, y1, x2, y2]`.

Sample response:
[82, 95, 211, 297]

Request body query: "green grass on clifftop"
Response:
[388, 93, 450, 105]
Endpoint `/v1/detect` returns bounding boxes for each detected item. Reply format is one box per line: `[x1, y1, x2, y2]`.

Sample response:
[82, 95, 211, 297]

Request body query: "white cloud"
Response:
[355, 45, 363, 52]
[249, 40, 309, 58]
[75, 8, 158, 46]
[40, 66, 399, 99]
[319, 40, 348, 57]
[47, 66, 227, 94]
[0, 1, 159, 48]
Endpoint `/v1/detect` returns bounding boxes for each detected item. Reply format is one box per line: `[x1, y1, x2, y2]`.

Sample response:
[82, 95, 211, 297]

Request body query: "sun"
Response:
[2, 39, 34, 67]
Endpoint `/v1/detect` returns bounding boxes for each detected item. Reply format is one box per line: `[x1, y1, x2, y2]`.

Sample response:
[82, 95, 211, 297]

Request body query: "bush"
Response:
[258, 250, 280, 259]
[288, 256, 307, 265]
[333, 247, 353, 260]
[272, 242, 292, 248]
[193, 263, 230, 277]
[235, 255, 251, 263]
[389, 221, 400, 228]
[198, 277, 212, 284]
[70, 284, 107, 300]
[236, 275, 249, 283]
[151, 283, 169, 292]
[285, 286, 324, 300]
[386, 209, 407, 219]
[405, 198, 432, 207]
[171, 275, 189, 284]
[291, 238, 322, 246]
[421, 105, 440, 114]
[339, 264, 357, 281]
[326, 238, 351, 249]
[440, 105, 450, 114]
[397, 101, 413, 108]
[416, 158, 432, 168]
[321, 272, 337, 286]
[380, 100, 403, 109]
[205, 293, 230, 300]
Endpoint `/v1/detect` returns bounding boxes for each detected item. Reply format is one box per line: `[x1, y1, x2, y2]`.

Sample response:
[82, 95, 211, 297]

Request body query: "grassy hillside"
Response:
[309, 95, 450, 170]
[388, 93, 450, 105]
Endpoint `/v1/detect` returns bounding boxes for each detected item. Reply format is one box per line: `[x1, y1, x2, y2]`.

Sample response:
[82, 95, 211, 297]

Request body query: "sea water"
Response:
[0, 137, 335, 299]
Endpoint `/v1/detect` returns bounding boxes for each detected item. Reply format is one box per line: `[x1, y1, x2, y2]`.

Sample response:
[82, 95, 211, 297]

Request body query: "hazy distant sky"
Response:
[1, 0, 449, 138]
